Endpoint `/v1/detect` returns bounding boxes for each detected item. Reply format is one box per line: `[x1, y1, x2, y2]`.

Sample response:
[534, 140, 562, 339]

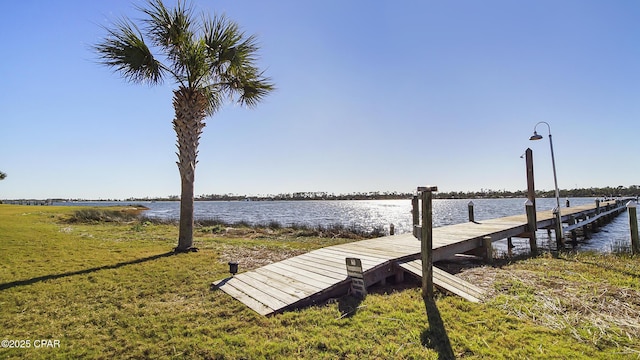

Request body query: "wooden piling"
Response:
[412, 195, 419, 238]
[568, 215, 577, 244]
[483, 236, 493, 264]
[525, 200, 538, 254]
[525, 148, 537, 224]
[583, 217, 590, 238]
[554, 208, 564, 250]
[419, 186, 437, 299]
[468, 201, 475, 222]
[627, 201, 639, 255]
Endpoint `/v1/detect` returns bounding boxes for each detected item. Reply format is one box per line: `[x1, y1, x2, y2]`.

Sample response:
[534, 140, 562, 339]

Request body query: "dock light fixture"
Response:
[529, 131, 543, 141]
[228, 261, 238, 276]
[529, 121, 563, 245]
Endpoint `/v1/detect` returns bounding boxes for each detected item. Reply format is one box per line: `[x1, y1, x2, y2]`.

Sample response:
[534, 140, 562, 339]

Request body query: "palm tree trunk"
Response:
[173, 87, 207, 252]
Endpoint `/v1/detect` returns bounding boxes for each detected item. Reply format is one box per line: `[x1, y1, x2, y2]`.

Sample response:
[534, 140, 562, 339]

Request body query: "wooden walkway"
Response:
[212, 200, 627, 316]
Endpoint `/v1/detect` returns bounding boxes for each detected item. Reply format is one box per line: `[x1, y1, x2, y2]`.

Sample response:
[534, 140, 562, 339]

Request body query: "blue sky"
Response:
[1, 0, 638, 199]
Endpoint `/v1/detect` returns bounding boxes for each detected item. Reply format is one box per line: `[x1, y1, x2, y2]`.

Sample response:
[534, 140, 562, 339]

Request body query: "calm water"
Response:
[56, 198, 639, 254]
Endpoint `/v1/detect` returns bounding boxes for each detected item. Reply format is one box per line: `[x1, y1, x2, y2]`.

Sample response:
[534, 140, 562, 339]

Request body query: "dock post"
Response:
[569, 215, 577, 245]
[525, 148, 537, 224]
[595, 199, 601, 215]
[482, 236, 493, 264]
[389, 223, 395, 236]
[525, 200, 538, 254]
[418, 186, 438, 299]
[583, 217, 590, 238]
[554, 208, 564, 250]
[627, 201, 639, 255]
[468, 201, 475, 222]
[412, 196, 419, 238]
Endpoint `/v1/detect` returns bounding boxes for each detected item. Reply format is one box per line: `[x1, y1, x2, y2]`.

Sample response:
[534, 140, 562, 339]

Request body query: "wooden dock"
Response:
[212, 199, 628, 316]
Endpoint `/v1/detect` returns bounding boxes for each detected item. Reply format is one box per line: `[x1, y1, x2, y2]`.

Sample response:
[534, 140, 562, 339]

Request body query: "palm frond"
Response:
[94, 17, 164, 85]
[202, 14, 274, 107]
[236, 71, 275, 108]
[203, 14, 243, 67]
[202, 86, 224, 116]
[182, 40, 210, 88]
[141, 0, 195, 77]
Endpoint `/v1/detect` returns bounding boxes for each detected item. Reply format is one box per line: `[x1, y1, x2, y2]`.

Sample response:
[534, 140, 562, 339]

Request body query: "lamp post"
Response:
[529, 121, 563, 247]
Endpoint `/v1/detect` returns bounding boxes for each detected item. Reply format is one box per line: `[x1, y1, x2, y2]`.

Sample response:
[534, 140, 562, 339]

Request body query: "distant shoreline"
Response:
[2, 185, 638, 203]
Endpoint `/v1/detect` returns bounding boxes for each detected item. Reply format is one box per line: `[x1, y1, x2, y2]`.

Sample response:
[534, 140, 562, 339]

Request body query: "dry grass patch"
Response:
[217, 244, 307, 270]
[458, 253, 640, 353]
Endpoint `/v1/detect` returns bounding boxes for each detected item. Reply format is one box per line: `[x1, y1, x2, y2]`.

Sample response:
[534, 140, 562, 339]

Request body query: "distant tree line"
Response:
[195, 191, 413, 201]
[433, 185, 639, 199]
[122, 185, 639, 202]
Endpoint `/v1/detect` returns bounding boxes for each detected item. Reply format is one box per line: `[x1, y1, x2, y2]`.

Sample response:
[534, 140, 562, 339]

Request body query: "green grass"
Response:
[1, 205, 639, 359]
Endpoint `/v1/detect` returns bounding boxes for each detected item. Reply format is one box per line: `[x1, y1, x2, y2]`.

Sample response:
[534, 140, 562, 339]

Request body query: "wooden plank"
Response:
[433, 269, 484, 301]
[284, 257, 348, 279]
[324, 244, 408, 260]
[324, 245, 398, 260]
[294, 252, 347, 267]
[219, 277, 287, 312]
[397, 261, 484, 303]
[335, 244, 412, 259]
[233, 273, 303, 304]
[361, 241, 421, 251]
[248, 268, 317, 297]
[303, 252, 382, 275]
[267, 262, 339, 287]
[279, 258, 347, 280]
[253, 267, 325, 292]
[213, 279, 274, 316]
[304, 249, 376, 265]
[352, 241, 421, 252]
[302, 252, 385, 274]
[315, 247, 392, 263]
[260, 263, 336, 288]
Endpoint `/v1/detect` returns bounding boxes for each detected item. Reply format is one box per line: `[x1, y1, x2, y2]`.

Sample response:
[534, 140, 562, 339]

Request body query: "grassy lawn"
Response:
[1, 204, 639, 359]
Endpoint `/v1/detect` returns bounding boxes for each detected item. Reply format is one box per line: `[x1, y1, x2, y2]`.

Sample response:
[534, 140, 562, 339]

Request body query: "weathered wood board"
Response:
[396, 259, 485, 303]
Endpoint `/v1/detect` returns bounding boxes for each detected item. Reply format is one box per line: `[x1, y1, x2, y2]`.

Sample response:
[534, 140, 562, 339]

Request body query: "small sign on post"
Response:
[346, 258, 366, 298]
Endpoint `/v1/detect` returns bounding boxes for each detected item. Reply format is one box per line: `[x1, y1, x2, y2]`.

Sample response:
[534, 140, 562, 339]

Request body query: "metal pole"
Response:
[548, 133, 563, 246]
[628, 201, 639, 255]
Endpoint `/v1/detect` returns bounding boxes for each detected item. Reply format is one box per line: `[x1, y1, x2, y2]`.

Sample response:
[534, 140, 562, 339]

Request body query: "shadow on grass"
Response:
[337, 294, 364, 319]
[421, 297, 455, 360]
[0, 251, 175, 291]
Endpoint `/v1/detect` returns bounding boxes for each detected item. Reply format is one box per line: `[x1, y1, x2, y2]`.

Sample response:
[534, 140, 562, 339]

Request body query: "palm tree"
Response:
[95, 0, 273, 252]
[0, 171, 6, 180]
